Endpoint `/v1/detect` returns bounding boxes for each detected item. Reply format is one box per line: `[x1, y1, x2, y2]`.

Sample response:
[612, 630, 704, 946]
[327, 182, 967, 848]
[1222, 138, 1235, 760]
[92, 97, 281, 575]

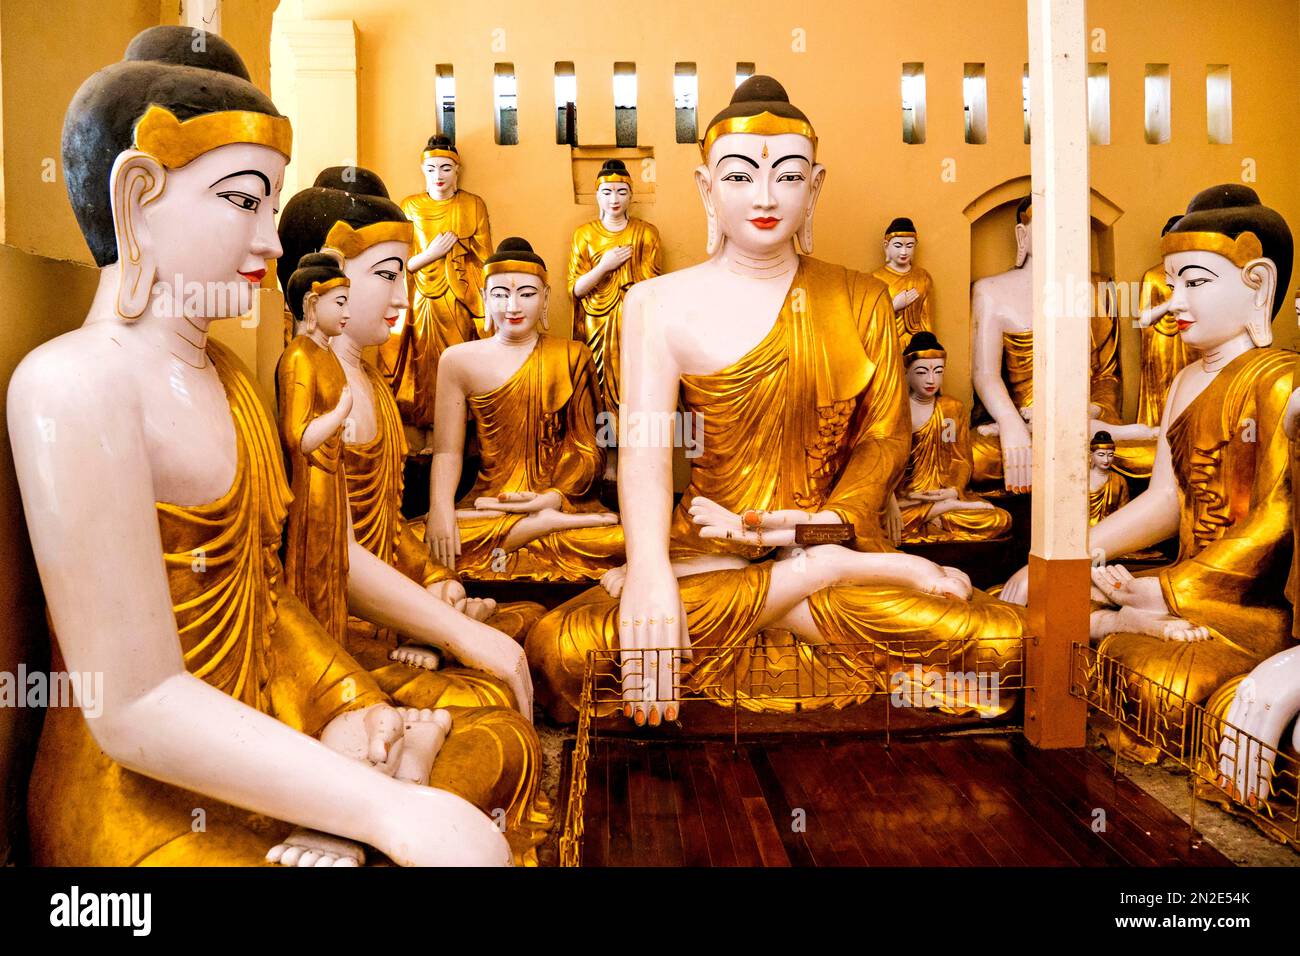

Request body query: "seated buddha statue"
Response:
[386, 136, 492, 453]
[525, 76, 1027, 726]
[871, 217, 934, 350]
[568, 159, 664, 424]
[8, 27, 542, 866]
[969, 197, 1147, 491]
[1006, 184, 1296, 765]
[427, 237, 624, 582]
[277, 251, 354, 644]
[895, 332, 1010, 544]
[1133, 215, 1194, 429]
[1086, 431, 1128, 525]
[277, 170, 548, 706]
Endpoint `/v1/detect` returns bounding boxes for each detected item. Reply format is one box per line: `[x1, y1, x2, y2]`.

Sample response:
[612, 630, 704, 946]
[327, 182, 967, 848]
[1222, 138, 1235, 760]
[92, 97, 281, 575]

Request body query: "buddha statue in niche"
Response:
[277, 251, 354, 645]
[8, 26, 539, 866]
[387, 136, 492, 453]
[1006, 185, 1295, 766]
[871, 217, 934, 350]
[568, 159, 664, 425]
[895, 332, 1010, 544]
[525, 76, 1026, 726]
[1086, 431, 1128, 526]
[969, 197, 1133, 491]
[1134, 215, 1194, 429]
[427, 237, 624, 581]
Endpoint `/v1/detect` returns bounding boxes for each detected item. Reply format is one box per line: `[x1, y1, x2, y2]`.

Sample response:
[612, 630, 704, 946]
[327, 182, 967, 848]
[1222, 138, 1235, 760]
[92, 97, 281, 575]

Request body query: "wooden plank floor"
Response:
[572, 733, 1232, 867]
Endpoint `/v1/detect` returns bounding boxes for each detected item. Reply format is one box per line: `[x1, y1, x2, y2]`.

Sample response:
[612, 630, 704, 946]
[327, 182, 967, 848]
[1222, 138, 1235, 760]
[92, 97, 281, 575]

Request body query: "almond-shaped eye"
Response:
[376, 270, 399, 282]
[721, 172, 753, 183]
[217, 190, 260, 212]
[1186, 277, 1211, 288]
[777, 172, 806, 183]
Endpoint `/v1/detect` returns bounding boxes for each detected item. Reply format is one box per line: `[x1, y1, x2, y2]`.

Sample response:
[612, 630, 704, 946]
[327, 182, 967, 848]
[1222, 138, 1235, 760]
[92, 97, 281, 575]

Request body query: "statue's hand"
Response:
[891, 288, 920, 311]
[425, 231, 458, 261]
[477, 490, 562, 514]
[333, 385, 353, 419]
[1090, 563, 1166, 612]
[427, 506, 461, 571]
[320, 703, 407, 777]
[441, 628, 533, 721]
[925, 565, 973, 601]
[618, 565, 691, 727]
[598, 244, 634, 274]
[601, 563, 629, 598]
[998, 417, 1032, 493]
[375, 785, 512, 867]
[1001, 564, 1030, 606]
[976, 421, 1001, 437]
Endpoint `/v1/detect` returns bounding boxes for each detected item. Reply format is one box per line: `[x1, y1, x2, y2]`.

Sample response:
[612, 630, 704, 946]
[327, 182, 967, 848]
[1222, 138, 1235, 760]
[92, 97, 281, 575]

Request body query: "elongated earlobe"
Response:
[541, 289, 551, 331]
[1015, 222, 1031, 269]
[481, 287, 493, 333]
[695, 165, 720, 255]
[1243, 259, 1277, 347]
[110, 151, 166, 320]
[796, 165, 827, 255]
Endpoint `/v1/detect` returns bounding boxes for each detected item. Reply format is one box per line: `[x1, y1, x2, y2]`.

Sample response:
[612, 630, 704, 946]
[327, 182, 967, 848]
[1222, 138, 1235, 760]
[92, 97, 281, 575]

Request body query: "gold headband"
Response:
[323, 220, 414, 259]
[1091, 441, 1116, 450]
[596, 174, 633, 187]
[422, 149, 459, 162]
[1160, 230, 1265, 268]
[483, 260, 548, 282]
[885, 231, 917, 240]
[310, 277, 349, 295]
[133, 105, 292, 168]
[904, 348, 946, 364]
[1018, 204, 1033, 225]
[700, 111, 818, 161]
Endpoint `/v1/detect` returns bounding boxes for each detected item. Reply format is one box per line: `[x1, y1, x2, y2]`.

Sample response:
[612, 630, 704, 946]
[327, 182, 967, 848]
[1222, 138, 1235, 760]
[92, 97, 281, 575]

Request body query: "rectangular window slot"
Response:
[1207, 64, 1232, 144]
[555, 62, 577, 145]
[494, 63, 518, 145]
[435, 64, 456, 143]
[614, 62, 637, 147]
[1087, 63, 1110, 145]
[1144, 63, 1171, 144]
[902, 62, 926, 144]
[674, 62, 698, 144]
[735, 61, 755, 88]
[963, 63, 988, 144]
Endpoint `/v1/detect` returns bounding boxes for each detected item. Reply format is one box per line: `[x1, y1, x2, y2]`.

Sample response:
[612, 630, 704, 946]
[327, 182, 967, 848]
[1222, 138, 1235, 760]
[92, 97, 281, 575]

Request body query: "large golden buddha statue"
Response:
[896, 332, 1010, 544]
[526, 76, 1026, 726]
[427, 238, 624, 582]
[1134, 214, 1194, 428]
[568, 159, 663, 418]
[871, 217, 934, 349]
[1007, 185, 1296, 765]
[9, 27, 540, 866]
[387, 135, 492, 452]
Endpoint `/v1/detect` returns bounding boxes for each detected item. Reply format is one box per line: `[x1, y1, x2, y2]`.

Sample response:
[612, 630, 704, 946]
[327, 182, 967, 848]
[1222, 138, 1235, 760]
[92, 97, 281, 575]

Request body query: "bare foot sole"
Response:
[267, 829, 365, 867]
[391, 643, 443, 671]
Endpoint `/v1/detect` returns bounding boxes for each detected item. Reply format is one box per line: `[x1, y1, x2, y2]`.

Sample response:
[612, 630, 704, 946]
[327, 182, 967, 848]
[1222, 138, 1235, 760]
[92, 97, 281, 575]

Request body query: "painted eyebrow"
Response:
[772, 155, 811, 168]
[372, 256, 405, 270]
[717, 153, 760, 169]
[1177, 264, 1219, 277]
[209, 169, 272, 195]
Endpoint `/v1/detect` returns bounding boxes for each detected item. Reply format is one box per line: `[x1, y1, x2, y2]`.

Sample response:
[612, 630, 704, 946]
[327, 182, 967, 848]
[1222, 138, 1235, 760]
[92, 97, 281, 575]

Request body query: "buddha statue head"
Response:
[696, 75, 825, 256]
[1161, 184, 1293, 350]
[1014, 197, 1033, 269]
[903, 331, 945, 400]
[1090, 431, 1116, 472]
[421, 135, 460, 201]
[278, 166, 413, 350]
[883, 217, 918, 273]
[482, 237, 548, 339]
[286, 251, 350, 338]
[63, 25, 292, 320]
[595, 160, 633, 227]
[1162, 214, 1182, 237]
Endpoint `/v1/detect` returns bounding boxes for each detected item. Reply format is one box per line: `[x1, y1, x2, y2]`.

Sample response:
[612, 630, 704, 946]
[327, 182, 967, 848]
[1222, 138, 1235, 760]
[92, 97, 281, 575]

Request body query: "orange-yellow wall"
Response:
[295, 0, 1300, 409]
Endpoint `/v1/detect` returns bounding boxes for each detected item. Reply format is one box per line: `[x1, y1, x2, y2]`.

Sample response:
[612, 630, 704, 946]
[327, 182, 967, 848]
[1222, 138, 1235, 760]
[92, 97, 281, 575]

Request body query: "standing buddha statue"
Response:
[896, 332, 1010, 544]
[568, 159, 664, 418]
[871, 217, 934, 350]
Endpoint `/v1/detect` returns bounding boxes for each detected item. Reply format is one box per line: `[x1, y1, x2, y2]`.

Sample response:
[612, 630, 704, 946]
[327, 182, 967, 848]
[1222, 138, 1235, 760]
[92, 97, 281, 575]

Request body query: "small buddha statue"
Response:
[871, 217, 934, 349]
[1134, 215, 1194, 428]
[427, 237, 624, 581]
[969, 196, 1127, 491]
[388, 135, 493, 452]
[1006, 184, 1296, 765]
[1086, 431, 1128, 525]
[9, 26, 540, 866]
[568, 159, 664, 420]
[526, 75, 1026, 726]
[277, 251, 354, 644]
[895, 332, 1011, 544]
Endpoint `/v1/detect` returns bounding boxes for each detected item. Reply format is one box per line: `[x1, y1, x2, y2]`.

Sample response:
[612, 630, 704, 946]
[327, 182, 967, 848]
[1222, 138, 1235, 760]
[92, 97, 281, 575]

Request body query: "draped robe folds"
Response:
[386, 190, 492, 429]
[455, 335, 625, 581]
[1088, 468, 1129, 526]
[343, 361, 548, 680]
[899, 394, 1011, 543]
[1096, 347, 1297, 764]
[29, 342, 548, 865]
[526, 257, 1027, 722]
[567, 217, 663, 415]
[870, 263, 934, 350]
[277, 336, 350, 644]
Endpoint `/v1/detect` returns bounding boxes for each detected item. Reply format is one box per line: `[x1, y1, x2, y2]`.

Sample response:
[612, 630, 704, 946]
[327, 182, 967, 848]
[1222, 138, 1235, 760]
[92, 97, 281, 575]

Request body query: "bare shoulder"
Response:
[436, 336, 485, 379]
[8, 325, 134, 425]
[624, 264, 707, 328]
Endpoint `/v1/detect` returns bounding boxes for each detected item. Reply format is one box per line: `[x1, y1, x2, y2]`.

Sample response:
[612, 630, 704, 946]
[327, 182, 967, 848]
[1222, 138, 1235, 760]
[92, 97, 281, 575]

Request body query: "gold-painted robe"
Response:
[277, 336, 350, 644]
[971, 299, 1123, 483]
[899, 395, 1011, 543]
[567, 217, 663, 414]
[28, 341, 547, 866]
[871, 264, 934, 350]
[344, 360, 547, 675]
[388, 190, 492, 429]
[1135, 263, 1191, 428]
[1097, 347, 1296, 764]
[1088, 468, 1129, 525]
[527, 257, 1027, 723]
[456, 335, 625, 581]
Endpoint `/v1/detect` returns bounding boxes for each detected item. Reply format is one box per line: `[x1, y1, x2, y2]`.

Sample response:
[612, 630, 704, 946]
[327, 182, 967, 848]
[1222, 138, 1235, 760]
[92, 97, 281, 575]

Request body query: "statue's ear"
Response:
[1014, 221, 1031, 269]
[480, 287, 493, 333]
[1243, 257, 1278, 347]
[109, 150, 166, 320]
[797, 163, 828, 255]
[694, 164, 720, 255]
[540, 286, 551, 332]
[301, 292, 319, 334]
